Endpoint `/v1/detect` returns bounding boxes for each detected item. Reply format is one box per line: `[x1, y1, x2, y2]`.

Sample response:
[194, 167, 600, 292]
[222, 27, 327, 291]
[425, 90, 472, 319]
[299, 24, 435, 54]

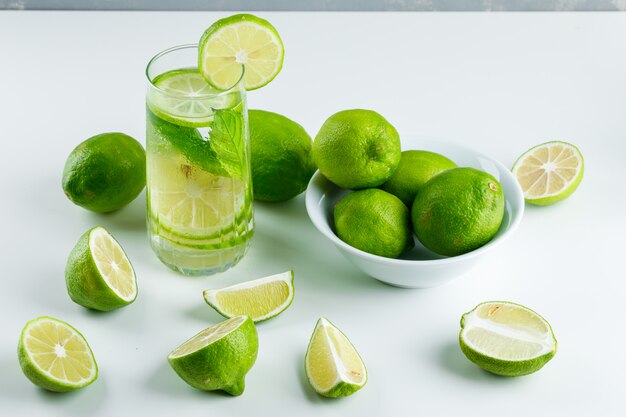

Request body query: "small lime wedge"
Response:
[203, 271, 294, 322]
[305, 318, 367, 398]
[168, 316, 258, 396]
[459, 301, 557, 376]
[65, 226, 138, 311]
[512, 141, 584, 205]
[198, 14, 284, 90]
[18, 316, 98, 392]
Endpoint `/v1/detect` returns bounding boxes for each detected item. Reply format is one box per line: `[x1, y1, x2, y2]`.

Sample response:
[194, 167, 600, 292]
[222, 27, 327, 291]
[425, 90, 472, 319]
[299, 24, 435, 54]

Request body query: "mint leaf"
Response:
[147, 108, 226, 176]
[208, 109, 245, 179]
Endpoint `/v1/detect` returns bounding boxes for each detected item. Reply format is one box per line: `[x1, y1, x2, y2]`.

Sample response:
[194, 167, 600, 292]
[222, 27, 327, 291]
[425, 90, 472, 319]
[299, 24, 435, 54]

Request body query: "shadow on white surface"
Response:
[32, 374, 107, 414]
[145, 360, 235, 399]
[82, 190, 147, 233]
[183, 302, 226, 324]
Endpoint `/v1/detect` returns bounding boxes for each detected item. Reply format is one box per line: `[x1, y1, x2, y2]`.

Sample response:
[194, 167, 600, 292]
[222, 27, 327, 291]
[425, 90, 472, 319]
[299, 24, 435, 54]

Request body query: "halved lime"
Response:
[147, 68, 239, 128]
[147, 153, 248, 238]
[199, 14, 284, 90]
[18, 316, 97, 392]
[459, 301, 557, 376]
[512, 141, 584, 205]
[203, 271, 294, 322]
[65, 226, 137, 311]
[168, 316, 258, 396]
[305, 317, 367, 398]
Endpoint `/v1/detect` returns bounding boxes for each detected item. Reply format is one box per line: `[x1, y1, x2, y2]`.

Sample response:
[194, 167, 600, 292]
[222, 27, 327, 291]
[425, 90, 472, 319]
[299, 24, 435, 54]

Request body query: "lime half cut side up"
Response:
[459, 301, 557, 377]
[147, 68, 238, 128]
[168, 316, 258, 396]
[203, 270, 295, 322]
[512, 141, 584, 206]
[199, 14, 284, 90]
[18, 316, 98, 392]
[65, 226, 137, 311]
[305, 317, 367, 398]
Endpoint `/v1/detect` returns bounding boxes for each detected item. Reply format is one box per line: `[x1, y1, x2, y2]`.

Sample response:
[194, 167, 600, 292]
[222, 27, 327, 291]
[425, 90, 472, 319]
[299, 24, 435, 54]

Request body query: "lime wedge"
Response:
[305, 318, 367, 398]
[459, 301, 557, 376]
[168, 316, 258, 396]
[199, 14, 284, 90]
[147, 68, 239, 128]
[512, 141, 584, 205]
[18, 316, 97, 392]
[65, 226, 138, 311]
[147, 153, 248, 239]
[203, 271, 294, 322]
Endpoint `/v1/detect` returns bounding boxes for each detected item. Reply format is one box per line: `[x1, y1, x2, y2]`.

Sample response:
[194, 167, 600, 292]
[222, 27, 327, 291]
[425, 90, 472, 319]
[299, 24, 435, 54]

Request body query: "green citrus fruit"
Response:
[313, 109, 401, 189]
[380, 150, 456, 207]
[460, 301, 557, 376]
[18, 316, 98, 392]
[305, 317, 367, 398]
[62, 132, 146, 213]
[65, 226, 138, 311]
[511, 141, 584, 206]
[168, 316, 258, 396]
[203, 270, 295, 323]
[199, 14, 284, 90]
[334, 189, 414, 258]
[249, 110, 317, 202]
[411, 168, 504, 256]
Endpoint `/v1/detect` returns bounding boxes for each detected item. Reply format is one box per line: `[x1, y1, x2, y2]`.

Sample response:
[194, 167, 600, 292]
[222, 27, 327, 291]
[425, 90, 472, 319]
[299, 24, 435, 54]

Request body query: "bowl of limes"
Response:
[306, 130, 524, 288]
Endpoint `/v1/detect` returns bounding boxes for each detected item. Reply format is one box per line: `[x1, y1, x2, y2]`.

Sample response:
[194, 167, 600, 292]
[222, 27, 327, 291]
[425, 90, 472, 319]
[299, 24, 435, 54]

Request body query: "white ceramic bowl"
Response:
[305, 136, 525, 288]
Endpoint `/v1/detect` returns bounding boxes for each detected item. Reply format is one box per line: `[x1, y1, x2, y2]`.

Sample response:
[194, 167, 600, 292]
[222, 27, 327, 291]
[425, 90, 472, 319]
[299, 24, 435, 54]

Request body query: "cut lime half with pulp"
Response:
[199, 14, 284, 90]
[168, 316, 258, 396]
[512, 141, 584, 205]
[147, 68, 238, 127]
[203, 270, 294, 322]
[305, 317, 367, 398]
[18, 316, 98, 392]
[65, 226, 138, 311]
[459, 301, 557, 377]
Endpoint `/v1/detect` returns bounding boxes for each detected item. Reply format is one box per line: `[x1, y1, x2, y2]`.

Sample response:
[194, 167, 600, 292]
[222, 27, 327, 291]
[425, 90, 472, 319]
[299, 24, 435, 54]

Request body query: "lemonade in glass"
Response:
[145, 44, 253, 276]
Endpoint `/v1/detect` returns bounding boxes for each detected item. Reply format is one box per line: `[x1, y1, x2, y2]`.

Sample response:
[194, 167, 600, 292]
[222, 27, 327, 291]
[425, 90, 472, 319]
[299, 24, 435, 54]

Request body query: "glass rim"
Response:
[145, 43, 245, 99]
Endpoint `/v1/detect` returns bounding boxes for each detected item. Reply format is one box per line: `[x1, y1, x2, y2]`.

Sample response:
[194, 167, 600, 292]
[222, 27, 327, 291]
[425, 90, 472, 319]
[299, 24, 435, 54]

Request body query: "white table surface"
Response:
[1, 11, 625, 417]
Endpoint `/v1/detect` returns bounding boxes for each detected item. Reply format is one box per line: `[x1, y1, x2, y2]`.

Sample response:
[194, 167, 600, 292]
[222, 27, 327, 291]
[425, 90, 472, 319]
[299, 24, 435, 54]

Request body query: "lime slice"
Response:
[17, 316, 97, 392]
[512, 141, 584, 206]
[459, 301, 557, 377]
[65, 226, 138, 311]
[203, 271, 294, 322]
[148, 153, 248, 238]
[199, 14, 284, 90]
[168, 316, 258, 396]
[147, 68, 239, 128]
[305, 317, 367, 398]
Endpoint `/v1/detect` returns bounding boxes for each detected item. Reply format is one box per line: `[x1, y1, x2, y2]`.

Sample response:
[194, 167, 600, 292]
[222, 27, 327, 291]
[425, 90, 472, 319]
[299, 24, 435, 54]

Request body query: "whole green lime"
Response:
[249, 110, 317, 202]
[313, 109, 401, 189]
[334, 189, 414, 258]
[380, 150, 457, 207]
[412, 168, 504, 256]
[62, 133, 146, 213]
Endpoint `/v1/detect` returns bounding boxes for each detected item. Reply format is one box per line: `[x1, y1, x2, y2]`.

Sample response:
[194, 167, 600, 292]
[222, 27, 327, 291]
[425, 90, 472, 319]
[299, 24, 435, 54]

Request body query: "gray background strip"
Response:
[2, 0, 626, 11]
